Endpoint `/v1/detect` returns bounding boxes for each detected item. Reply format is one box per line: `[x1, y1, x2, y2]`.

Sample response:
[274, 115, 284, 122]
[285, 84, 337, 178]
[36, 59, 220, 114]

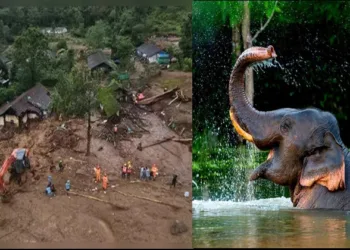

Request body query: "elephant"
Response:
[229, 45, 350, 210]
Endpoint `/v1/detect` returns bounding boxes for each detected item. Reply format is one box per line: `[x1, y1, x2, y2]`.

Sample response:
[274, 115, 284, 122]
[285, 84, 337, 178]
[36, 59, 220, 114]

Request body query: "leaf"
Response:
[275, 6, 282, 13]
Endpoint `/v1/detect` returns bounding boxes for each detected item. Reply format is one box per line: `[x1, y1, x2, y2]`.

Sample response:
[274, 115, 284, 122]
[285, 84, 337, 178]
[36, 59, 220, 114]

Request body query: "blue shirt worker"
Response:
[46, 186, 53, 197]
[48, 175, 52, 186]
[65, 180, 71, 195]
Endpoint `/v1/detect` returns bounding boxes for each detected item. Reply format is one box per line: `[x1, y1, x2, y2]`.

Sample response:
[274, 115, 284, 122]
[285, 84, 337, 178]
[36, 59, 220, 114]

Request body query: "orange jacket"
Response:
[102, 176, 108, 187]
[152, 166, 158, 174]
[95, 167, 101, 175]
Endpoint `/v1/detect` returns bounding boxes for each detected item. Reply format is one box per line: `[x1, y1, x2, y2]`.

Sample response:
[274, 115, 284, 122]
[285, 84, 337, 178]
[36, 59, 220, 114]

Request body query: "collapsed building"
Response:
[0, 83, 51, 127]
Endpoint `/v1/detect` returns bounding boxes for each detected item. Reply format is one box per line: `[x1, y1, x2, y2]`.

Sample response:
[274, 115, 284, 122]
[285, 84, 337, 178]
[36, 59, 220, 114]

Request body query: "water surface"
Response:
[193, 197, 350, 248]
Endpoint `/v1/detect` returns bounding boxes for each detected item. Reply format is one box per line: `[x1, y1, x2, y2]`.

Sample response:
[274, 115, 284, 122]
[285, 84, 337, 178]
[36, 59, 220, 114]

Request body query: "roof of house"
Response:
[0, 83, 51, 116]
[136, 43, 162, 57]
[87, 50, 113, 70]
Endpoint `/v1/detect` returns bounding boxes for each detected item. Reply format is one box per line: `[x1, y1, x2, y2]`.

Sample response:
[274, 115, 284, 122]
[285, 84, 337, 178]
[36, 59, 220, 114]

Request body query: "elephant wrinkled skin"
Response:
[229, 45, 350, 210]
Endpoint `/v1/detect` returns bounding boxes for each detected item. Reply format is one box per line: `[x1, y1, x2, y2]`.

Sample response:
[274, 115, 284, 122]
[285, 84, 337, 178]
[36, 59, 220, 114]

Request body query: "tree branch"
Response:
[251, 1, 278, 43]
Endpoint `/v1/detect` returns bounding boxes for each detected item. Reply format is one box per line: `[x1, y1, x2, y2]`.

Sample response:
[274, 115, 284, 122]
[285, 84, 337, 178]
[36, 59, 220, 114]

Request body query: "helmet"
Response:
[124, 163, 127, 166]
[128, 161, 131, 164]
[67, 180, 70, 183]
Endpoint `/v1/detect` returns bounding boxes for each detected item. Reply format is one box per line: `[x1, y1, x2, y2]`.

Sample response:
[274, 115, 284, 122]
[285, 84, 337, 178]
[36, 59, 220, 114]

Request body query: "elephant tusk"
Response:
[229, 108, 254, 142]
[267, 150, 274, 160]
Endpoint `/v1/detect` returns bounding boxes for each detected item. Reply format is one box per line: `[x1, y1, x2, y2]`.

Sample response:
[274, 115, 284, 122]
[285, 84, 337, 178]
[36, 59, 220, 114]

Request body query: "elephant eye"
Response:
[307, 146, 328, 156]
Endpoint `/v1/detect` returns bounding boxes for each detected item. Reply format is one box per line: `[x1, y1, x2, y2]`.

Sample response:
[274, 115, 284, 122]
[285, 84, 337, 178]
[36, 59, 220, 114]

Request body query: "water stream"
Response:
[193, 198, 350, 248]
[192, 143, 350, 248]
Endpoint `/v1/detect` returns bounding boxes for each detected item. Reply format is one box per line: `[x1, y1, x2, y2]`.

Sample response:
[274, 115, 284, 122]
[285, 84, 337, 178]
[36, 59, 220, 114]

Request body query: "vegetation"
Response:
[0, 6, 191, 105]
[0, 6, 191, 156]
[51, 61, 100, 156]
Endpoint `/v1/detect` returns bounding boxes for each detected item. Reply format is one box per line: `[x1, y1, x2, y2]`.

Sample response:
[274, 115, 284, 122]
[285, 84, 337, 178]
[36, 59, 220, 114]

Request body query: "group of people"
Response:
[140, 164, 159, 181]
[45, 175, 71, 197]
[44, 159, 159, 198]
[121, 161, 133, 179]
[94, 165, 109, 190]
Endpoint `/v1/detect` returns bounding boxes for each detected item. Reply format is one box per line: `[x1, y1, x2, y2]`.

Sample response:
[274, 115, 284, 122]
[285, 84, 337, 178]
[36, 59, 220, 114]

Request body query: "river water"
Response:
[193, 197, 350, 248]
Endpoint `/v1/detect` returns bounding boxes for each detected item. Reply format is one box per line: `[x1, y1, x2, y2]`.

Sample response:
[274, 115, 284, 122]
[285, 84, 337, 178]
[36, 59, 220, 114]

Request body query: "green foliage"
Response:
[51, 62, 99, 117]
[114, 36, 134, 60]
[183, 58, 192, 72]
[179, 13, 192, 58]
[97, 86, 120, 117]
[56, 39, 67, 50]
[12, 27, 50, 86]
[86, 20, 109, 49]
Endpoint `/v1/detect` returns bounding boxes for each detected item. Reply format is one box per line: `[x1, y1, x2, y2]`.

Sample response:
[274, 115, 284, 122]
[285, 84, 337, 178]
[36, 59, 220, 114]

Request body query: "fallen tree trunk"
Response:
[137, 136, 175, 151]
[137, 87, 179, 105]
[115, 190, 181, 210]
[69, 191, 128, 210]
[172, 138, 192, 143]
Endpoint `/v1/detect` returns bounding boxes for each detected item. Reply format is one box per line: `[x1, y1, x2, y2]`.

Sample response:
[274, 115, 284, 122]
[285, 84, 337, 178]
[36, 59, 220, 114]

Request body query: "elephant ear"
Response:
[300, 132, 345, 192]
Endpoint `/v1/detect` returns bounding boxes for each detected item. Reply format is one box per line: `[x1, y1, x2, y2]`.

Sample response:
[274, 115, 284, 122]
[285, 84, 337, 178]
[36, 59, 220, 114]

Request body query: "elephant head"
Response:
[229, 46, 347, 205]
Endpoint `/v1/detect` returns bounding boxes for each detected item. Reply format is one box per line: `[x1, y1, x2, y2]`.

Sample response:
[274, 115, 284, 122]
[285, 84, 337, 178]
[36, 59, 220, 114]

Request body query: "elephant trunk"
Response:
[229, 45, 282, 149]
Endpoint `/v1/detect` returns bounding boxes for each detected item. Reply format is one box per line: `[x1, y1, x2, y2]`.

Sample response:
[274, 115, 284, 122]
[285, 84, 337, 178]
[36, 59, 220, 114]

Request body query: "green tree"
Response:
[12, 27, 50, 87]
[51, 60, 100, 156]
[193, 1, 279, 105]
[179, 13, 192, 58]
[115, 36, 134, 60]
[86, 20, 109, 49]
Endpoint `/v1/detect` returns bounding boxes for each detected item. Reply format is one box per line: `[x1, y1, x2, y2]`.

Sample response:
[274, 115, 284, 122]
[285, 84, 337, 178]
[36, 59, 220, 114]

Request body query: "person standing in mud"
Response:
[140, 167, 144, 180]
[121, 163, 127, 179]
[94, 165, 101, 183]
[65, 180, 70, 196]
[151, 164, 158, 181]
[127, 165, 132, 180]
[102, 173, 108, 191]
[48, 175, 52, 187]
[58, 159, 64, 172]
[126, 161, 132, 180]
[146, 167, 150, 181]
[142, 167, 147, 181]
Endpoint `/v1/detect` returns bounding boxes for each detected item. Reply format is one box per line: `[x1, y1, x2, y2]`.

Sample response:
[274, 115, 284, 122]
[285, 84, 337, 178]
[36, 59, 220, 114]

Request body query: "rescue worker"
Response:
[140, 167, 144, 180]
[151, 164, 158, 181]
[65, 180, 71, 195]
[46, 186, 53, 197]
[127, 164, 132, 180]
[94, 165, 101, 183]
[58, 159, 64, 172]
[121, 164, 127, 179]
[142, 167, 147, 181]
[102, 173, 108, 190]
[126, 161, 132, 179]
[48, 175, 52, 186]
[145, 167, 150, 181]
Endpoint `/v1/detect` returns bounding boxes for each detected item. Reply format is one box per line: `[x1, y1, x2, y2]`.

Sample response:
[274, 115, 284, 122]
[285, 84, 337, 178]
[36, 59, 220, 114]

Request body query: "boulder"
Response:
[170, 220, 188, 235]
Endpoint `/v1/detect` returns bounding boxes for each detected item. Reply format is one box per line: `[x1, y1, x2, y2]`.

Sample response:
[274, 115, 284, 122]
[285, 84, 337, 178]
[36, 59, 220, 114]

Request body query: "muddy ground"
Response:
[0, 70, 192, 248]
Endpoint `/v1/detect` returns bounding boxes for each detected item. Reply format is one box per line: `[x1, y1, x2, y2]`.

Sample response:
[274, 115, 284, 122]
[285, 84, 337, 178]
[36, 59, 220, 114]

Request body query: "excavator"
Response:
[0, 148, 31, 194]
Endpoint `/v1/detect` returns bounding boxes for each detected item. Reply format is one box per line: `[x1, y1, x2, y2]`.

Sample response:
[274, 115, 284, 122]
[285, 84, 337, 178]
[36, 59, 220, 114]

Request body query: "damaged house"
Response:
[0, 83, 51, 127]
[87, 50, 116, 72]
